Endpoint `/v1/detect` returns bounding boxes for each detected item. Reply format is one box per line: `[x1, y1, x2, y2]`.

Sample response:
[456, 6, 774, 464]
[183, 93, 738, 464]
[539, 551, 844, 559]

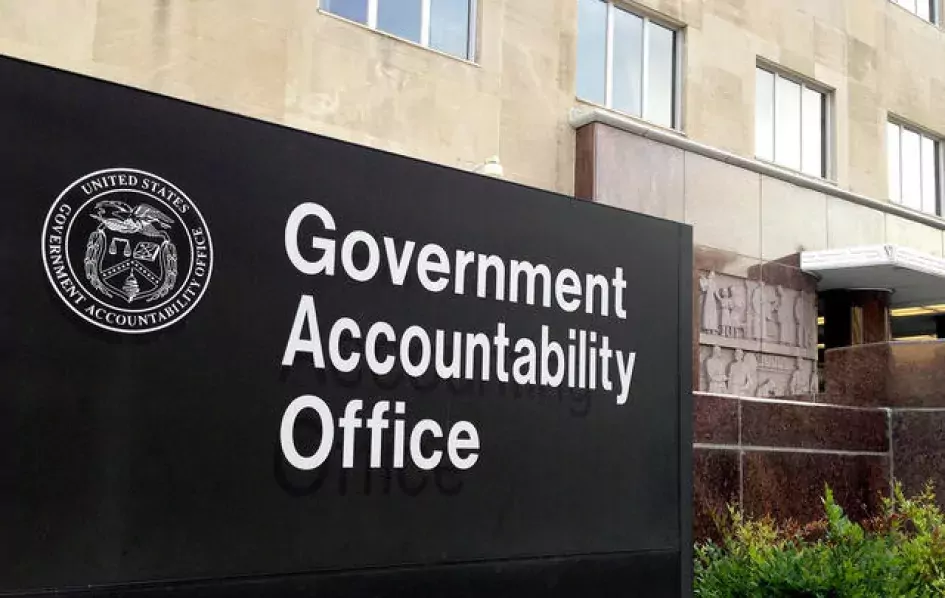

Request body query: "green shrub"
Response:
[694, 483, 945, 597]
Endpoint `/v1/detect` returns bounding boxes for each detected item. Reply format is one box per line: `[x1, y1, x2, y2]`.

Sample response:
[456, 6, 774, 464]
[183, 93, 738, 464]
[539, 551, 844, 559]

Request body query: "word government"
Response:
[278, 202, 639, 473]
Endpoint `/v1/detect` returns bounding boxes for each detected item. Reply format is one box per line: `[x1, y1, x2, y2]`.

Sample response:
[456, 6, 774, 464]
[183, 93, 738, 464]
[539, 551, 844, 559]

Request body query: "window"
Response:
[322, 0, 476, 60]
[887, 121, 941, 216]
[891, 0, 937, 23]
[755, 66, 829, 178]
[576, 0, 679, 129]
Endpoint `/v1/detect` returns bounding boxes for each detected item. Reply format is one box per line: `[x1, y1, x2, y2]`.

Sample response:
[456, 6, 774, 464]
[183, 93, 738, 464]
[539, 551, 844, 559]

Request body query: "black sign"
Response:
[0, 55, 692, 597]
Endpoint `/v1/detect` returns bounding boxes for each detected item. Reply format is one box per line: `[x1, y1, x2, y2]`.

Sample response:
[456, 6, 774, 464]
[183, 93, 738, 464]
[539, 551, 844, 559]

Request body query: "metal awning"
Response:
[800, 245, 945, 308]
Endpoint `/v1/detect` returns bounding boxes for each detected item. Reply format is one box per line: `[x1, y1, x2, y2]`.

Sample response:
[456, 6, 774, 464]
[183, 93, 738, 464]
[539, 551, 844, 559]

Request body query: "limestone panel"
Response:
[0, 0, 96, 63]
[826, 197, 885, 249]
[885, 214, 944, 257]
[845, 0, 884, 47]
[684, 152, 761, 258]
[813, 20, 846, 75]
[760, 178, 827, 261]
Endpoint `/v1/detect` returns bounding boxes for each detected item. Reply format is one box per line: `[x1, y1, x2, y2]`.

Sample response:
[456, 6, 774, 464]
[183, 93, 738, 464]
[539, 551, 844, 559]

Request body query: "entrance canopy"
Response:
[801, 245, 945, 309]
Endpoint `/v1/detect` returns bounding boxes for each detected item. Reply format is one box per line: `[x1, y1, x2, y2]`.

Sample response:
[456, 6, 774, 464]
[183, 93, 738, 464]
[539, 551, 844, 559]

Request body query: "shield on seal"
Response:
[83, 201, 178, 304]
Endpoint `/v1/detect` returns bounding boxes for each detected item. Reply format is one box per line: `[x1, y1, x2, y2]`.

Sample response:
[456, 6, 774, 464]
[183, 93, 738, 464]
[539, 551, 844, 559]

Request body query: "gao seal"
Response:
[41, 168, 214, 334]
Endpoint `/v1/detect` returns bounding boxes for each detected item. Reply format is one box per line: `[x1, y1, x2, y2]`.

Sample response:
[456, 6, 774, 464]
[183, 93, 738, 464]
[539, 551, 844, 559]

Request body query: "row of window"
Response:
[892, 0, 939, 23]
[576, 0, 942, 217]
[321, 0, 943, 218]
[324, 0, 475, 60]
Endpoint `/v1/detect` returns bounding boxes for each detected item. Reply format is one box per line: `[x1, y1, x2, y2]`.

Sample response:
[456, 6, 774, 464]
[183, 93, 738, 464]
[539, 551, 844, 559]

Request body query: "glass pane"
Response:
[645, 22, 675, 128]
[775, 76, 802, 171]
[801, 88, 824, 177]
[755, 68, 774, 161]
[901, 128, 922, 211]
[921, 136, 938, 214]
[888, 122, 901, 202]
[918, 0, 931, 20]
[612, 8, 643, 116]
[377, 0, 422, 43]
[324, 0, 368, 24]
[430, 0, 471, 58]
[576, 0, 608, 105]
[899, 0, 918, 14]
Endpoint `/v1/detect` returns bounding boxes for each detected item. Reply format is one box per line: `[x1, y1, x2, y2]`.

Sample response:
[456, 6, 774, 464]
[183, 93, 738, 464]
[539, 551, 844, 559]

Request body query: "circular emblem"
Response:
[41, 168, 213, 334]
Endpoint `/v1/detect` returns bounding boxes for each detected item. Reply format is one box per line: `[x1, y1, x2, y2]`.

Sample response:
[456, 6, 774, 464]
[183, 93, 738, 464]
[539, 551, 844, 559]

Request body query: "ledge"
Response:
[800, 244, 945, 306]
[569, 105, 945, 232]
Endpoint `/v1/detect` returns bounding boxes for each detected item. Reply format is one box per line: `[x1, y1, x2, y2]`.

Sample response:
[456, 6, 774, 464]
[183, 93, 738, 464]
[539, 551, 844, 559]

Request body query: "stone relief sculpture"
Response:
[776, 286, 796, 345]
[757, 378, 780, 397]
[809, 367, 820, 395]
[763, 284, 779, 342]
[704, 345, 729, 394]
[700, 271, 815, 349]
[747, 280, 763, 340]
[795, 294, 809, 349]
[699, 272, 720, 334]
[789, 357, 808, 395]
[698, 270, 818, 398]
[727, 349, 757, 397]
[731, 284, 747, 339]
[718, 288, 734, 337]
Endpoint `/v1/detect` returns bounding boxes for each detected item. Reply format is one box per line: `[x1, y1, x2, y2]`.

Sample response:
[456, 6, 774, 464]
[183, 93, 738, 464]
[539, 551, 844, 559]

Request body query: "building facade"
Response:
[5, 0, 945, 532]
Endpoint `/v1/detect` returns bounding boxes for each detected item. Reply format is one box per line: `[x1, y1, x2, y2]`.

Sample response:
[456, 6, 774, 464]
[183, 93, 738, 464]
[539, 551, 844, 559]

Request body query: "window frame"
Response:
[320, 0, 478, 62]
[890, 0, 939, 25]
[754, 63, 833, 180]
[887, 118, 944, 217]
[577, 0, 683, 130]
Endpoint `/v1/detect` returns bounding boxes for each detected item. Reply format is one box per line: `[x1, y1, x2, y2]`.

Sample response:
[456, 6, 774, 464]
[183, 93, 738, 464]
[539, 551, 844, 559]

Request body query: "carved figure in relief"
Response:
[810, 367, 820, 395]
[718, 287, 735, 337]
[731, 285, 747, 338]
[764, 284, 780, 341]
[744, 352, 758, 391]
[705, 345, 729, 394]
[789, 357, 809, 395]
[728, 349, 757, 397]
[794, 293, 814, 349]
[757, 378, 780, 397]
[747, 281, 763, 340]
[777, 286, 796, 345]
[699, 272, 720, 334]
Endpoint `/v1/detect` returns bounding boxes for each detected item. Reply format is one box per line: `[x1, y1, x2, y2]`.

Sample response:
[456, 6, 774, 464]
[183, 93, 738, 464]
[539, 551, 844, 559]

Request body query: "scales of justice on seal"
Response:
[83, 199, 178, 303]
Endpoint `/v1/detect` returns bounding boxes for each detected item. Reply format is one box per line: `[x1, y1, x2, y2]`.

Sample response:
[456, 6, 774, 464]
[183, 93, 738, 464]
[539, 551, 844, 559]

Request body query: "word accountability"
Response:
[278, 202, 638, 472]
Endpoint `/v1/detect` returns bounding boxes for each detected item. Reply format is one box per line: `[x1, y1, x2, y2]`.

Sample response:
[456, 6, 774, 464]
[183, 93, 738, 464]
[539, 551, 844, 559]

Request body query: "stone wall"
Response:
[696, 268, 818, 398]
[693, 392, 889, 541]
[3, 0, 945, 208]
[0, 0, 579, 194]
[626, 0, 945, 202]
[578, 122, 945, 263]
[694, 339, 945, 542]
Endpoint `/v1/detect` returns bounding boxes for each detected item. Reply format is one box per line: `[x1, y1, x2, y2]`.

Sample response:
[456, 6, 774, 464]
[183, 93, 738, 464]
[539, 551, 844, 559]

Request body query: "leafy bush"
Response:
[694, 483, 945, 597]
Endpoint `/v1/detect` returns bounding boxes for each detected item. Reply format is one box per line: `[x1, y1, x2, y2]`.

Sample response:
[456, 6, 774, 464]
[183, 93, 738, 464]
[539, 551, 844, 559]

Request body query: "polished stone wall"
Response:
[693, 392, 889, 540]
[695, 339, 945, 542]
[825, 340, 945, 501]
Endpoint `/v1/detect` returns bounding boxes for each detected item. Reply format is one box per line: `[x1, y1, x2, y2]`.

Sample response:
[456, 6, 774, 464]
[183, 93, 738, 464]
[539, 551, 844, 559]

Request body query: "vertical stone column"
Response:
[822, 289, 891, 349]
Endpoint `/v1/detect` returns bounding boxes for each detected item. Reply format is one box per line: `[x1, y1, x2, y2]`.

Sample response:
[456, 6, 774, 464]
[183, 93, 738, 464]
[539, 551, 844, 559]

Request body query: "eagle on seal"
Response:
[90, 200, 174, 239]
